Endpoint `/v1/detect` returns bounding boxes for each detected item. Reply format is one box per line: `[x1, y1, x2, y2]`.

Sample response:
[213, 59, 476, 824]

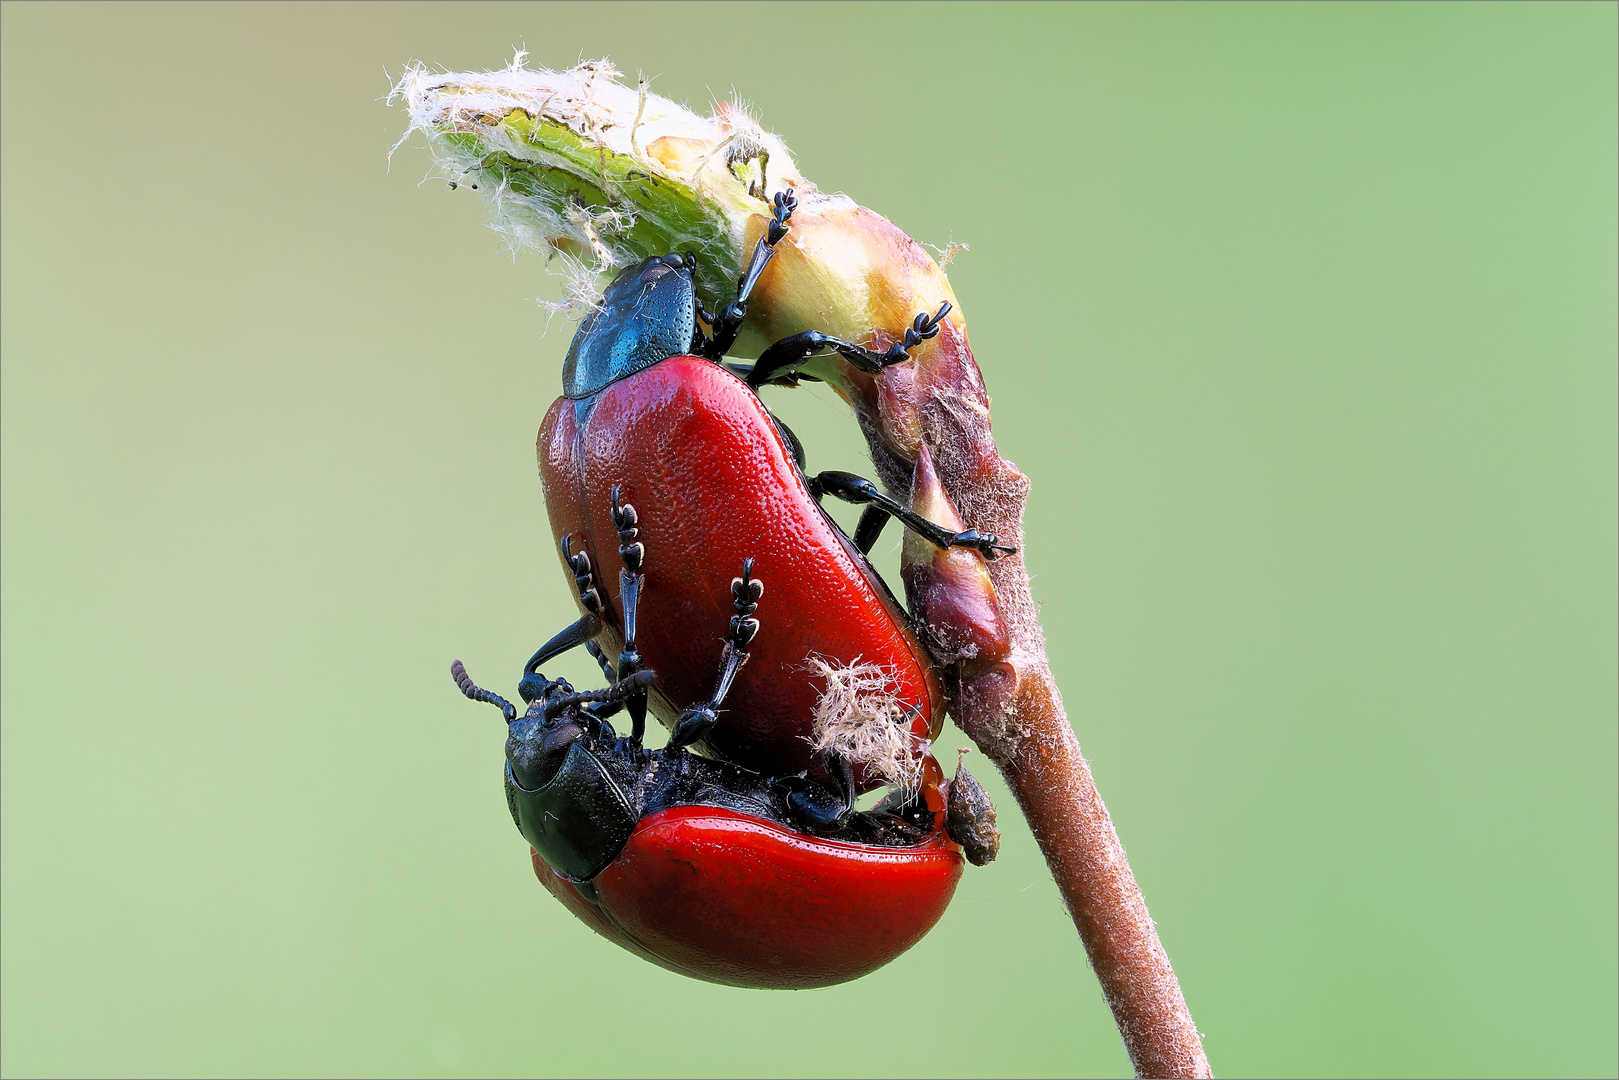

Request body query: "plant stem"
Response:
[857, 317, 1214, 1079]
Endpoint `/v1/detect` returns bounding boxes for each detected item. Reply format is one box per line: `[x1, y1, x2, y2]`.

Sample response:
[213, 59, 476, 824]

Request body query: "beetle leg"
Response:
[768, 411, 808, 473]
[745, 303, 951, 389]
[774, 754, 857, 831]
[804, 485, 890, 555]
[707, 189, 798, 357]
[610, 486, 649, 744]
[851, 505, 890, 555]
[809, 470, 1018, 560]
[668, 558, 764, 751]
[826, 752, 856, 820]
[521, 615, 603, 701]
[562, 533, 604, 615]
[520, 535, 608, 700]
[584, 639, 616, 682]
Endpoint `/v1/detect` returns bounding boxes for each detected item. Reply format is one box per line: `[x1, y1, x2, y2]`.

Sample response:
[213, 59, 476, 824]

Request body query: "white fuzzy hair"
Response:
[389, 52, 832, 319]
[807, 658, 928, 796]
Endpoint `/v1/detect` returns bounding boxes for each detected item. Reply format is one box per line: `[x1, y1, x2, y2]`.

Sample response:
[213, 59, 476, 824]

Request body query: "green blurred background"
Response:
[2, 2, 1614, 1076]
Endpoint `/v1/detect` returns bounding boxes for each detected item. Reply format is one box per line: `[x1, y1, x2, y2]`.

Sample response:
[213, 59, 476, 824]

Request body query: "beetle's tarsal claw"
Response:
[610, 486, 645, 571]
[949, 528, 1017, 559]
[767, 189, 798, 243]
[729, 561, 764, 639]
[563, 534, 603, 612]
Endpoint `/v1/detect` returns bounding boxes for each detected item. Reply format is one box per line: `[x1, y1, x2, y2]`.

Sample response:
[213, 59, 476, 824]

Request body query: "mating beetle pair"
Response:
[453, 189, 1005, 987]
[451, 535, 976, 988]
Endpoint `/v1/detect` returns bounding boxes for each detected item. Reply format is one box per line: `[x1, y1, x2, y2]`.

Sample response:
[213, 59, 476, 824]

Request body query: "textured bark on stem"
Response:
[998, 675, 1209, 1079]
[394, 58, 1209, 1077]
[864, 320, 1212, 1080]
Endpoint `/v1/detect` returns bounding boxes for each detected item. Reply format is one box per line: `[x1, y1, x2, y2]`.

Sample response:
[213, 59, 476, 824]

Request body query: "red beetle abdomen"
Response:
[538, 357, 942, 782]
[535, 806, 963, 989]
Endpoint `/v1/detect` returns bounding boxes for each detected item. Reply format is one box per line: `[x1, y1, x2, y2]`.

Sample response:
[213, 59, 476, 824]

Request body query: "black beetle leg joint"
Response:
[610, 486, 639, 532]
[729, 616, 761, 647]
[668, 704, 718, 750]
[729, 559, 764, 645]
[564, 536, 605, 613]
[584, 640, 617, 681]
[610, 486, 646, 571]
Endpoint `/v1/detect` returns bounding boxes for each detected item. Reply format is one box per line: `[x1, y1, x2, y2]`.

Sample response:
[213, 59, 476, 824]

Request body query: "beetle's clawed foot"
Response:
[610, 485, 645, 571]
[947, 528, 1018, 560]
[665, 558, 766, 751]
[729, 559, 764, 647]
[607, 484, 650, 741]
[767, 189, 797, 244]
[562, 535, 603, 613]
[585, 639, 616, 682]
[881, 302, 952, 366]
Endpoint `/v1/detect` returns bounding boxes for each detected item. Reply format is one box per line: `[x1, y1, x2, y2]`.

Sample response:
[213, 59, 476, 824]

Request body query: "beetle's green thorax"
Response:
[505, 731, 637, 883]
[561, 255, 696, 400]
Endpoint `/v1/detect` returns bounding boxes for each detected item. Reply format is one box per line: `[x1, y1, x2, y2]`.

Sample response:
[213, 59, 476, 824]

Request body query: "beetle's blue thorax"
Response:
[562, 255, 696, 400]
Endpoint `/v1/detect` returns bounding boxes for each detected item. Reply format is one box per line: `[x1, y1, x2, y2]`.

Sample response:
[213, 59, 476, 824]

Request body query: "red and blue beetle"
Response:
[452, 190, 1005, 988]
[531, 191, 1012, 795]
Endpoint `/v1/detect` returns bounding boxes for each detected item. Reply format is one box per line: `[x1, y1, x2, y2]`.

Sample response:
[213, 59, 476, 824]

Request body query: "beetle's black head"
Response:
[561, 254, 697, 400]
[505, 703, 577, 791]
[504, 678, 608, 790]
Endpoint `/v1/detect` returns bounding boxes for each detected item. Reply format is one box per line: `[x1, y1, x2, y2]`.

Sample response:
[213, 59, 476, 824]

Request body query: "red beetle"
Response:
[531, 192, 1013, 797]
[533, 797, 963, 990]
[450, 581, 990, 988]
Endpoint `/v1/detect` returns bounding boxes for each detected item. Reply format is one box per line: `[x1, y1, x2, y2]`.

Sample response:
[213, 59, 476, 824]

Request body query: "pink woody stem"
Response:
[863, 313, 1212, 1078]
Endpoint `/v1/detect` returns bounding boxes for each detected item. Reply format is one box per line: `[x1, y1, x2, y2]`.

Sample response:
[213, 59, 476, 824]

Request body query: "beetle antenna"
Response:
[543, 669, 655, 720]
[451, 659, 517, 722]
[668, 558, 765, 750]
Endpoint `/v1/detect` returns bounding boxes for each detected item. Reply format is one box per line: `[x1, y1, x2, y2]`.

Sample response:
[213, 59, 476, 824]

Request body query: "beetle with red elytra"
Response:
[529, 189, 1014, 809]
